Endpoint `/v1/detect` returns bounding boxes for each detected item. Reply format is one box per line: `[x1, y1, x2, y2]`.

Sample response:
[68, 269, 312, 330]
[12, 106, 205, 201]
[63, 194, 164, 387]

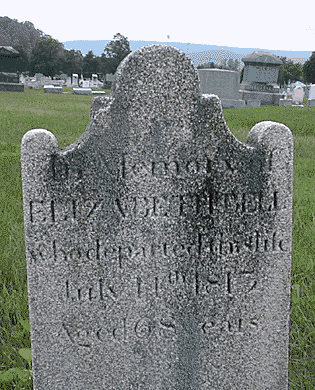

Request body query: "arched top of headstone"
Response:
[67, 44, 250, 161]
[111, 44, 200, 109]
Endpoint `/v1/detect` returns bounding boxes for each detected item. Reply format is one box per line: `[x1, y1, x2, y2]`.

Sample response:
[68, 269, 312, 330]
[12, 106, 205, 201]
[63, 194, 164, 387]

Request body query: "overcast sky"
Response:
[2, 0, 315, 53]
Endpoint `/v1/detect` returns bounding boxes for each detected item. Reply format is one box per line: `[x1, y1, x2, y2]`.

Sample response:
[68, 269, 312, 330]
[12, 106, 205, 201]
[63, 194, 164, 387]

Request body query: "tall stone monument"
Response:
[21, 44, 293, 389]
[0, 46, 24, 92]
[240, 51, 283, 105]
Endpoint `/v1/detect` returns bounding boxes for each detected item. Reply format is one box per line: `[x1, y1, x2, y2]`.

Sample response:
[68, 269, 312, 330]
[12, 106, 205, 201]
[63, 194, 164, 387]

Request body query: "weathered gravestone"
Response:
[308, 84, 315, 106]
[292, 86, 304, 106]
[21, 44, 293, 390]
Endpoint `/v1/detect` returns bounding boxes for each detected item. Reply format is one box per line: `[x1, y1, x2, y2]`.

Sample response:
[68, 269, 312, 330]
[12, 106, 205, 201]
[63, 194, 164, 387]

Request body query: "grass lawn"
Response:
[0, 87, 314, 389]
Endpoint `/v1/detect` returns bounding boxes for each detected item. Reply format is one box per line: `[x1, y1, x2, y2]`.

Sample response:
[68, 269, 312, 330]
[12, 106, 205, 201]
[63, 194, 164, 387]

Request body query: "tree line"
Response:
[0, 17, 131, 80]
[27, 33, 131, 80]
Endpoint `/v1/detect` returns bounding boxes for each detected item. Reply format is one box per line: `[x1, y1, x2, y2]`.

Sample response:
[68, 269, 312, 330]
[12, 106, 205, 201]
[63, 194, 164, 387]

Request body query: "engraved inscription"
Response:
[50, 153, 275, 183]
[29, 198, 104, 223]
[63, 268, 259, 304]
[61, 312, 259, 348]
[114, 190, 279, 219]
[27, 229, 289, 266]
[28, 190, 281, 224]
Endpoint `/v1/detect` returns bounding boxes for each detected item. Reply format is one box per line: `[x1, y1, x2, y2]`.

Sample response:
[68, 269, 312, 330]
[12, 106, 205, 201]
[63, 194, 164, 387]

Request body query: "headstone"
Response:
[43, 85, 54, 92]
[304, 85, 309, 99]
[91, 90, 106, 95]
[21, 44, 293, 390]
[91, 74, 99, 88]
[0, 71, 19, 83]
[0, 46, 20, 72]
[82, 80, 89, 88]
[52, 81, 63, 87]
[40, 77, 52, 86]
[307, 84, 315, 106]
[197, 69, 246, 108]
[44, 85, 63, 94]
[104, 73, 115, 89]
[72, 74, 78, 86]
[307, 84, 315, 99]
[0, 46, 24, 92]
[35, 73, 44, 82]
[239, 51, 282, 105]
[279, 99, 293, 107]
[24, 80, 41, 90]
[246, 100, 261, 107]
[73, 87, 92, 95]
[292, 86, 304, 105]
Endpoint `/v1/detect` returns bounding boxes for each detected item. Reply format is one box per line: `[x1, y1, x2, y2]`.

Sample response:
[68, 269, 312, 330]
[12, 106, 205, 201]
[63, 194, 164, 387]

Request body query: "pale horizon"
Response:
[2, 0, 315, 53]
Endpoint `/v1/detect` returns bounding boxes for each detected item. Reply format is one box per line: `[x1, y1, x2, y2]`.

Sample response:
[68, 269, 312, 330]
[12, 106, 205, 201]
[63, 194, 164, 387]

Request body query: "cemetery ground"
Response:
[0, 87, 314, 390]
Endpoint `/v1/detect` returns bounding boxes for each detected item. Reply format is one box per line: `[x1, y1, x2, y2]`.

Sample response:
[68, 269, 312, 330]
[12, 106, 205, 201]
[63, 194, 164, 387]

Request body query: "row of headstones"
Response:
[24, 73, 103, 88]
[71, 74, 103, 88]
[279, 85, 315, 106]
[20, 73, 105, 95]
[279, 84, 314, 98]
[43, 84, 106, 95]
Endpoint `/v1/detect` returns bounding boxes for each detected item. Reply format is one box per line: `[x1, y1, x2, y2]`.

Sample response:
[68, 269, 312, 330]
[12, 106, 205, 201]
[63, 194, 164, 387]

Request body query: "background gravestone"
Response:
[197, 68, 245, 108]
[292, 86, 304, 105]
[239, 51, 282, 106]
[21, 44, 293, 390]
[308, 84, 315, 106]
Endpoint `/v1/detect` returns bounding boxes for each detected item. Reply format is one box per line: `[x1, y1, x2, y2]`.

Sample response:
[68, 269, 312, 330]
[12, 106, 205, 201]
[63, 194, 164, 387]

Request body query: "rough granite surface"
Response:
[21, 44, 293, 390]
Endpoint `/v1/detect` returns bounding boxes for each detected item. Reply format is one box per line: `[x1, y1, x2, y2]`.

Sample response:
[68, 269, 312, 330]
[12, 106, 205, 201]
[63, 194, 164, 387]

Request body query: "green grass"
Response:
[0, 87, 314, 389]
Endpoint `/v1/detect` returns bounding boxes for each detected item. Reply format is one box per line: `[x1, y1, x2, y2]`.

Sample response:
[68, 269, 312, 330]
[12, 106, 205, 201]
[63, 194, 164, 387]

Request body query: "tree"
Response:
[303, 52, 315, 84]
[60, 49, 84, 77]
[29, 36, 65, 77]
[219, 59, 227, 69]
[0, 17, 46, 71]
[96, 53, 112, 79]
[102, 33, 131, 75]
[277, 57, 305, 86]
[83, 50, 99, 78]
[197, 61, 215, 69]
[12, 44, 30, 72]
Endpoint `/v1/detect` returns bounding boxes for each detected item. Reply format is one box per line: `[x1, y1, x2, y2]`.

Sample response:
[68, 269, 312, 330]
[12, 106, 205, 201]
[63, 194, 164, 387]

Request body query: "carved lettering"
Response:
[62, 313, 259, 348]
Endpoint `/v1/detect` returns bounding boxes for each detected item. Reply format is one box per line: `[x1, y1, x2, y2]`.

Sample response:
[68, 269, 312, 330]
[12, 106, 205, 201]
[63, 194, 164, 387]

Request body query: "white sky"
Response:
[2, 0, 315, 52]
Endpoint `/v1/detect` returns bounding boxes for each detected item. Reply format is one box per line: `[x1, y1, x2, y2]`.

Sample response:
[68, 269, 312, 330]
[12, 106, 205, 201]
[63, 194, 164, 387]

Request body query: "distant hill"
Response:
[0, 15, 311, 69]
[63, 39, 313, 68]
